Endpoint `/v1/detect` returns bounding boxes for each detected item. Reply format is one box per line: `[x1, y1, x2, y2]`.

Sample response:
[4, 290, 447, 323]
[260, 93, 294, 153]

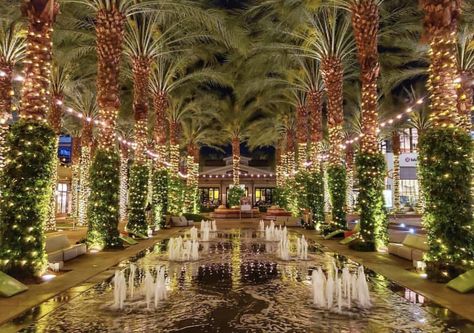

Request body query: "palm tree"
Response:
[66, 125, 82, 221]
[68, 88, 99, 227]
[419, 0, 474, 274]
[303, 6, 355, 229]
[46, 63, 73, 231]
[0, 20, 25, 172]
[391, 129, 401, 212]
[0, 0, 59, 278]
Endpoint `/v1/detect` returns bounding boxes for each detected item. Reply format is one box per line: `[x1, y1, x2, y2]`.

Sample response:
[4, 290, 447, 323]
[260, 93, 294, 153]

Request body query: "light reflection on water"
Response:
[6, 228, 474, 333]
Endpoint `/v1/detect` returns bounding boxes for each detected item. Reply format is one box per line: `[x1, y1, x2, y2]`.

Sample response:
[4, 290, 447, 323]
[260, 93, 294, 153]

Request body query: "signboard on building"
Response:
[399, 153, 418, 167]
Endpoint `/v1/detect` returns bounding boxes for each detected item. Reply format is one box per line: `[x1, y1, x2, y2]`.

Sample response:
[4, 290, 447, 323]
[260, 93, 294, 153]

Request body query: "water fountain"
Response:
[154, 266, 167, 307]
[113, 270, 127, 310]
[258, 220, 265, 232]
[168, 236, 200, 261]
[265, 223, 287, 242]
[112, 266, 169, 311]
[277, 234, 290, 260]
[189, 226, 198, 241]
[296, 235, 308, 260]
[311, 265, 371, 311]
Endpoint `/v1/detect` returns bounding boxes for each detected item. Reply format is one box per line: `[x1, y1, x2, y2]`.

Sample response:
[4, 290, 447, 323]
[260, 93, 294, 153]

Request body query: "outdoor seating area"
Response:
[45, 235, 87, 264]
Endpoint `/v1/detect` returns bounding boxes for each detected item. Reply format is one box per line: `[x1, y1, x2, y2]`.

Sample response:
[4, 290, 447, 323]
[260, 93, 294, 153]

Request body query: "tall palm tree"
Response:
[67, 89, 98, 227]
[0, 20, 25, 172]
[419, 0, 474, 274]
[46, 63, 73, 231]
[391, 129, 401, 212]
[0, 0, 59, 278]
[303, 6, 355, 229]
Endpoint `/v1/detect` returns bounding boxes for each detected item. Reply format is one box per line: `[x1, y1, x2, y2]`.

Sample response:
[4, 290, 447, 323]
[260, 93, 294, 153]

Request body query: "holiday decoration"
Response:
[127, 164, 149, 235]
[227, 186, 245, 208]
[327, 165, 346, 230]
[152, 168, 168, 228]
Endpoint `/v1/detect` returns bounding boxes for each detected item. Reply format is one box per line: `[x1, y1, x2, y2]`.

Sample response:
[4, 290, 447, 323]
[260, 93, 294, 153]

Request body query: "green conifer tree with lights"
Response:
[127, 164, 149, 234]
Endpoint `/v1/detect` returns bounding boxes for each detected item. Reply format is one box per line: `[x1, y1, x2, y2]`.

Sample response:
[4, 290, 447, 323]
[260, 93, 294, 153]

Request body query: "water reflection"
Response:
[3, 229, 472, 333]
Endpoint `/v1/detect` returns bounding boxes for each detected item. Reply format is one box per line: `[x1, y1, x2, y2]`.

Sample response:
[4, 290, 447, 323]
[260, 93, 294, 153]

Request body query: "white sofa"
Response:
[387, 234, 428, 263]
[45, 235, 87, 263]
[170, 216, 194, 227]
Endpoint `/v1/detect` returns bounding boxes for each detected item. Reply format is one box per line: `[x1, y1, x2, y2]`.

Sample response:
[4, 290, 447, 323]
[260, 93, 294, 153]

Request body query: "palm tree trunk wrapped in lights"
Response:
[86, 3, 125, 250]
[78, 121, 92, 226]
[308, 90, 324, 170]
[119, 145, 129, 222]
[345, 147, 354, 214]
[127, 55, 151, 236]
[169, 120, 181, 174]
[70, 136, 81, 220]
[0, 0, 59, 278]
[296, 104, 308, 171]
[232, 136, 240, 185]
[185, 143, 199, 213]
[457, 69, 473, 132]
[392, 130, 401, 213]
[322, 56, 347, 229]
[350, 0, 388, 250]
[418, 0, 474, 278]
[275, 143, 285, 187]
[285, 129, 296, 181]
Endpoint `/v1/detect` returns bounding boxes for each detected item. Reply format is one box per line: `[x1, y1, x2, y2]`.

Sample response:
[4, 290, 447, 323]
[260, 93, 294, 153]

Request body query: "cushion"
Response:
[75, 243, 87, 256]
[47, 250, 64, 263]
[447, 269, 474, 293]
[402, 234, 428, 251]
[412, 249, 424, 262]
[63, 247, 78, 261]
[180, 216, 188, 224]
[396, 246, 413, 260]
[387, 243, 403, 255]
[323, 230, 344, 240]
[120, 236, 138, 245]
[0, 271, 28, 297]
[339, 234, 358, 245]
[171, 217, 187, 227]
[45, 235, 71, 253]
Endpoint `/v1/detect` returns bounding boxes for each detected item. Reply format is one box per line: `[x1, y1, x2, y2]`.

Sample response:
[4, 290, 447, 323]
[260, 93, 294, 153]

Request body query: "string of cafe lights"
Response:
[200, 172, 275, 178]
[341, 97, 426, 150]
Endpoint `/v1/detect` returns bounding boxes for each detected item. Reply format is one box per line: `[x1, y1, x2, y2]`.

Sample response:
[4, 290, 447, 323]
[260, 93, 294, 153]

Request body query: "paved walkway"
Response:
[0, 219, 473, 329]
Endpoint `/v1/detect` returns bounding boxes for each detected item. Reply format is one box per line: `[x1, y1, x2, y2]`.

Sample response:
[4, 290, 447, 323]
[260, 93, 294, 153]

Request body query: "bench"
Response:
[387, 234, 428, 264]
[45, 234, 87, 263]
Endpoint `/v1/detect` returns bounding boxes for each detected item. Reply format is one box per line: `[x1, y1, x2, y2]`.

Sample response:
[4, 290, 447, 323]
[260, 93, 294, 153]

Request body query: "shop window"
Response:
[56, 183, 69, 214]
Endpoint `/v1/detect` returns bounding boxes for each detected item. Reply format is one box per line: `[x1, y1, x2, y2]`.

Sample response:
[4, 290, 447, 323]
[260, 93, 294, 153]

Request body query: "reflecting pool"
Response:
[3, 228, 473, 333]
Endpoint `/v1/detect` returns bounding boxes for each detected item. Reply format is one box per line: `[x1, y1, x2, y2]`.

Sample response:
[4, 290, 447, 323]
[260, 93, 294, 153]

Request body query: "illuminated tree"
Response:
[418, 0, 474, 278]
[0, 0, 59, 278]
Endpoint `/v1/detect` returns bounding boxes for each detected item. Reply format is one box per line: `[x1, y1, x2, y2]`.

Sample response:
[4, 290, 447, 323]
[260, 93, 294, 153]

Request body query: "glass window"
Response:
[399, 179, 419, 208]
[400, 128, 418, 153]
[199, 187, 220, 207]
[254, 187, 275, 205]
[56, 183, 69, 214]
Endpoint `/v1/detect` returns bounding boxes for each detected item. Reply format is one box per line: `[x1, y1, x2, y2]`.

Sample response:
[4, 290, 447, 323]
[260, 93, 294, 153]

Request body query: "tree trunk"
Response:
[70, 136, 81, 219]
[119, 148, 128, 222]
[232, 136, 240, 185]
[308, 89, 323, 170]
[351, 0, 380, 154]
[321, 57, 344, 166]
[420, 0, 461, 126]
[132, 56, 151, 164]
[457, 70, 473, 132]
[0, 63, 12, 172]
[96, 8, 125, 149]
[20, 0, 58, 120]
[286, 128, 296, 179]
[392, 131, 401, 212]
[296, 104, 308, 171]
[345, 146, 354, 213]
[0, 62, 13, 116]
[49, 93, 63, 134]
[152, 90, 169, 166]
[169, 120, 180, 173]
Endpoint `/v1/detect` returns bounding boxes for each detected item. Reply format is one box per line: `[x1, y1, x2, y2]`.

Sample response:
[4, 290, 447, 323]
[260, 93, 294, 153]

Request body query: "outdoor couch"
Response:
[170, 216, 194, 227]
[45, 234, 87, 263]
[387, 234, 428, 263]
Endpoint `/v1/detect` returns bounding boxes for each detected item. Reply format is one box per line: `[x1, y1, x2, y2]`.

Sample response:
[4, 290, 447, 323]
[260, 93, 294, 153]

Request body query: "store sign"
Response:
[399, 153, 418, 167]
